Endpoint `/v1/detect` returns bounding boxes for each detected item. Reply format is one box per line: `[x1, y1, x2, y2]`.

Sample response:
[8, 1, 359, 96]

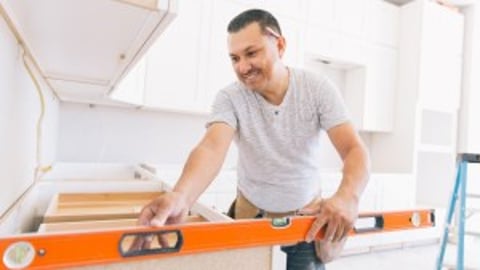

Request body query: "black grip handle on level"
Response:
[119, 229, 183, 257]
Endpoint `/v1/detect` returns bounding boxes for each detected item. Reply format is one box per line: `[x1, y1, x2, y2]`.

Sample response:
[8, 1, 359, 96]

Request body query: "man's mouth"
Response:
[242, 70, 260, 83]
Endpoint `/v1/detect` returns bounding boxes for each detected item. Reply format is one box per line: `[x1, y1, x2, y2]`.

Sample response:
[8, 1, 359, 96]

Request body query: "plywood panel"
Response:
[38, 215, 206, 233]
[69, 247, 272, 270]
[56, 192, 163, 203]
[43, 192, 165, 223]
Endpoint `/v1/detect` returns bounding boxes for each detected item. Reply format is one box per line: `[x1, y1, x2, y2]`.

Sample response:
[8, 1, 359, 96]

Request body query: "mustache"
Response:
[241, 68, 260, 78]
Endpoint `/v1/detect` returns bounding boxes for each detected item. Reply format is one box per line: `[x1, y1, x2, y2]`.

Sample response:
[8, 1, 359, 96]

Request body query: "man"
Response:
[134, 9, 370, 269]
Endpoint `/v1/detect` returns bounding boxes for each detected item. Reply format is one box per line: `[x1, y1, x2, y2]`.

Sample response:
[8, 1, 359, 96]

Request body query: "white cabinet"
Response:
[203, 0, 244, 112]
[109, 58, 147, 106]
[305, 0, 399, 132]
[371, 0, 464, 207]
[0, 0, 176, 105]
[306, 0, 335, 30]
[275, 16, 304, 68]
[364, 0, 400, 47]
[418, 1, 464, 112]
[419, 51, 463, 111]
[363, 46, 397, 131]
[458, 5, 480, 154]
[143, 0, 206, 113]
[344, 45, 397, 132]
[336, 0, 367, 39]
[305, 0, 368, 64]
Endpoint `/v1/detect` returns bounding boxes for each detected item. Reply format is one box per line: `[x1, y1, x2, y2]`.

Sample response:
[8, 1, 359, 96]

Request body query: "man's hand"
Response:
[299, 191, 359, 243]
[129, 191, 189, 252]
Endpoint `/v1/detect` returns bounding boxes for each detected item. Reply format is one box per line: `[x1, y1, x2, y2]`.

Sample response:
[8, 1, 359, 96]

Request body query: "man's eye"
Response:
[230, 57, 239, 63]
[247, 51, 257, 57]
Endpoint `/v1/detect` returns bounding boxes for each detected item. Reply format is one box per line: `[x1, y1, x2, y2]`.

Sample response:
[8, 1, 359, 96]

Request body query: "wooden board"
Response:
[38, 215, 207, 233]
[43, 192, 164, 223]
[68, 246, 272, 270]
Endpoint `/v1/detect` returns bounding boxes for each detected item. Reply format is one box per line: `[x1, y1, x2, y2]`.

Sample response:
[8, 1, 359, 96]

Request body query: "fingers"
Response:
[304, 197, 355, 243]
[128, 233, 154, 252]
[157, 233, 169, 247]
[298, 198, 323, 216]
[324, 218, 338, 242]
[130, 199, 170, 252]
[137, 200, 170, 227]
[128, 235, 145, 252]
[339, 223, 351, 241]
[306, 214, 327, 243]
[332, 223, 345, 242]
[150, 207, 170, 227]
[298, 207, 318, 216]
[137, 205, 156, 226]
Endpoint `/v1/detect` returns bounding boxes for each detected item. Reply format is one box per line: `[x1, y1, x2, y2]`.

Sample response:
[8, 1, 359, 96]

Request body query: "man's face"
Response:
[227, 22, 284, 92]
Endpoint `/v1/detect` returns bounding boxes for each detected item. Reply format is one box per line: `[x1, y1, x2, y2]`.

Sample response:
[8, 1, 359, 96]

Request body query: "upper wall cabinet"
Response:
[344, 45, 397, 132]
[364, 0, 399, 47]
[418, 0, 464, 112]
[143, 0, 207, 113]
[306, 0, 399, 132]
[0, 0, 176, 105]
[305, 0, 399, 62]
[458, 5, 480, 154]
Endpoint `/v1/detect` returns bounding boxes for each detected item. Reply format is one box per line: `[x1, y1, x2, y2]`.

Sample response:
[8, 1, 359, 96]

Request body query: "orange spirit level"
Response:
[0, 209, 434, 269]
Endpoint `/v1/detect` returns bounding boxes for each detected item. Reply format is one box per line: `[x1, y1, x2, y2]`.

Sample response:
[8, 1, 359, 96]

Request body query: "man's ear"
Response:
[277, 36, 286, 58]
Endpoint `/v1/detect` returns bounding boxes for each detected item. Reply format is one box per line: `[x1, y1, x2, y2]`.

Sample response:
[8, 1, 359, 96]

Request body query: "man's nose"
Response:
[235, 59, 252, 75]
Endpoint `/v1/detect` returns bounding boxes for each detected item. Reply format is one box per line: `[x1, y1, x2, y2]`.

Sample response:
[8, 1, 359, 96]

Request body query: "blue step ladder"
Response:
[437, 153, 480, 270]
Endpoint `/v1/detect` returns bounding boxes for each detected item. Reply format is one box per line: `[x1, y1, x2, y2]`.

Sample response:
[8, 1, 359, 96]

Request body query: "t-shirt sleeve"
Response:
[315, 77, 350, 130]
[205, 90, 238, 130]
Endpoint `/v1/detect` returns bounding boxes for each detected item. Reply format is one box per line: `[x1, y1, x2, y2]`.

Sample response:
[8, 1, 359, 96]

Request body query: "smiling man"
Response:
[135, 9, 370, 270]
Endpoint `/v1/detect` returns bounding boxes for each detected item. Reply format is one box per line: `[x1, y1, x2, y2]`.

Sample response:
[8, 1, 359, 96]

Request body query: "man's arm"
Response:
[302, 122, 370, 242]
[137, 122, 235, 227]
[174, 122, 236, 206]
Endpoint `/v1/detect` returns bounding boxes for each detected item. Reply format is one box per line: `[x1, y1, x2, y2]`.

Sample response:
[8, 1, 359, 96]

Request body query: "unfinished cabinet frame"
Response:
[0, 164, 277, 270]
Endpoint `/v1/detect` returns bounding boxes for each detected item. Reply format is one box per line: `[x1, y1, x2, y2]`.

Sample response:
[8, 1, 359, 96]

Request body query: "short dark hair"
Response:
[227, 9, 282, 36]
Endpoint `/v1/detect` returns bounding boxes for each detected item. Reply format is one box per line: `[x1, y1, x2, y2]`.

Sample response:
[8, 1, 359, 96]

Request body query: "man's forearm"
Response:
[173, 144, 227, 207]
[336, 144, 370, 202]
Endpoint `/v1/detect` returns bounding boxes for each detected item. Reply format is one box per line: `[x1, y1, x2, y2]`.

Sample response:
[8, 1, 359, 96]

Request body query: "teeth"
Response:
[244, 71, 257, 81]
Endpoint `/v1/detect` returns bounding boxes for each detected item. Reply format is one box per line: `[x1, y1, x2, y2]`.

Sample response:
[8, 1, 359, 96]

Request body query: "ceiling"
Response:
[385, 0, 477, 6]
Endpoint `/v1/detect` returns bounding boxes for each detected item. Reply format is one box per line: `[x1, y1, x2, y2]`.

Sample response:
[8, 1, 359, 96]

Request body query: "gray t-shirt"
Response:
[206, 68, 349, 212]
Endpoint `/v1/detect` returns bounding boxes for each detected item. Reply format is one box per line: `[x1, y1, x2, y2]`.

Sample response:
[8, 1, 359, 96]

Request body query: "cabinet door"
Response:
[143, 0, 205, 112]
[344, 45, 397, 132]
[364, 0, 399, 48]
[109, 58, 146, 106]
[306, 0, 335, 29]
[419, 2, 464, 112]
[335, 0, 366, 39]
[305, 25, 334, 60]
[330, 33, 366, 65]
[277, 16, 303, 67]
[419, 51, 463, 112]
[262, 0, 304, 21]
[202, 1, 243, 111]
[3, 0, 175, 105]
[458, 5, 480, 153]
[363, 45, 397, 131]
[422, 1, 464, 57]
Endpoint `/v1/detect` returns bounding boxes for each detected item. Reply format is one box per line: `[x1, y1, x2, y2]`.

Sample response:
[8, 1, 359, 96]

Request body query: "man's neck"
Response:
[261, 66, 289, 106]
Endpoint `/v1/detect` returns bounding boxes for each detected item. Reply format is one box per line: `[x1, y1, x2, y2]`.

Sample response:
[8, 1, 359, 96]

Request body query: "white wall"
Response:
[0, 15, 59, 216]
[56, 103, 236, 167]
